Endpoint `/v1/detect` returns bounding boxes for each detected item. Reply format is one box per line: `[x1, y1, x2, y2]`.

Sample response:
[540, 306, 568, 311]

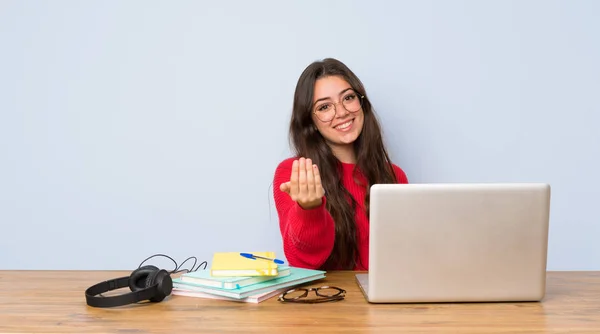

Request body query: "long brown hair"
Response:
[288, 58, 397, 269]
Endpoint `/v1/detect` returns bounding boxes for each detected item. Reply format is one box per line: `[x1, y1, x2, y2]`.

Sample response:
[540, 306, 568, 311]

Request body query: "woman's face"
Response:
[311, 75, 364, 148]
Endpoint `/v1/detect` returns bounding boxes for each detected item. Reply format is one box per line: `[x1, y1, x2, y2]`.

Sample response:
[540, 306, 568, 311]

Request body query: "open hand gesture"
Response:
[280, 157, 325, 210]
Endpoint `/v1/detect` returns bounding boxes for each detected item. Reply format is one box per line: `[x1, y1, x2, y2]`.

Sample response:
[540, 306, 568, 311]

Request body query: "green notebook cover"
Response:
[180, 266, 291, 289]
[173, 267, 325, 299]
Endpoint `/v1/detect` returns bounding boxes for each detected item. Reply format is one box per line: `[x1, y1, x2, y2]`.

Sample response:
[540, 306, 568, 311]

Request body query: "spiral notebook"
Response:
[173, 266, 326, 299]
[181, 266, 291, 289]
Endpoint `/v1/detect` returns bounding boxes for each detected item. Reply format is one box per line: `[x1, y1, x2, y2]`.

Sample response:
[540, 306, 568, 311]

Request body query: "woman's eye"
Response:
[344, 94, 356, 101]
[317, 104, 330, 111]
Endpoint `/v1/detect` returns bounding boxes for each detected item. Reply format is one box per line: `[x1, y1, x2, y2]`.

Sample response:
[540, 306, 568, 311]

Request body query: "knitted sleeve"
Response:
[272, 158, 335, 269]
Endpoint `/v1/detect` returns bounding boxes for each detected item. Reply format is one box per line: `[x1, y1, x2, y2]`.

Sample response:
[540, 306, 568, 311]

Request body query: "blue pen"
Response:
[240, 253, 285, 264]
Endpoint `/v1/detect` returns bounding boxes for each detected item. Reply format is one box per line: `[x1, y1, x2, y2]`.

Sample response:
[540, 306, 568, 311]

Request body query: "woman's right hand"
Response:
[279, 157, 325, 210]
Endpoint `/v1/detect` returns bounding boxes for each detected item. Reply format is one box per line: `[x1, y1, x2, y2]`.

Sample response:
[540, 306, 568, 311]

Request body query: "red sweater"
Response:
[273, 157, 409, 271]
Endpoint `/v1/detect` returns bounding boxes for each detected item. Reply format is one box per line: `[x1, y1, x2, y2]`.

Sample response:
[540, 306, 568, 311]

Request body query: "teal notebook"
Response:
[172, 267, 325, 299]
[180, 266, 291, 290]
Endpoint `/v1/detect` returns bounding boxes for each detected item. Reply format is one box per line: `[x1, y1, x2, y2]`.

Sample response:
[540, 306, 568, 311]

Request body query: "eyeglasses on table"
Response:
[278, 286, 346, 303]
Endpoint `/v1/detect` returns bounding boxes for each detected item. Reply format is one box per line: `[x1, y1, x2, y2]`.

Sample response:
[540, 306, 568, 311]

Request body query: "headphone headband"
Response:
[85, 276, 161, 308]
[84, 254, 207, 308]
[85, 266, 173, 308]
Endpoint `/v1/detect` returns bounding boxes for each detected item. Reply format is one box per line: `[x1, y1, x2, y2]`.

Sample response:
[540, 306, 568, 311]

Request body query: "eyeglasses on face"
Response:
[313, 90, 365, 123]
[277, 285, 346, 303]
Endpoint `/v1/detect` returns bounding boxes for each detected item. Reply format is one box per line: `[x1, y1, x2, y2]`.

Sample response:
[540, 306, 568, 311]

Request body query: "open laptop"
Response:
[356, 183, 551, 303]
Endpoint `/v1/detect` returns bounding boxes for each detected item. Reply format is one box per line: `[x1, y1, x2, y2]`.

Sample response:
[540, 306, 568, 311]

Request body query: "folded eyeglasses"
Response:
[278, 286, 346, 303]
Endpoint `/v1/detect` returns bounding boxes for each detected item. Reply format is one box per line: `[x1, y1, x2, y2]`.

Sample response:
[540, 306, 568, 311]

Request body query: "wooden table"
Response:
[1, 270, 599, 333]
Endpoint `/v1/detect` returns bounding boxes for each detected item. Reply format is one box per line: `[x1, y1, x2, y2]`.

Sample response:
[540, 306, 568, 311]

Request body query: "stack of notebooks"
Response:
[172, 251, 326, 303]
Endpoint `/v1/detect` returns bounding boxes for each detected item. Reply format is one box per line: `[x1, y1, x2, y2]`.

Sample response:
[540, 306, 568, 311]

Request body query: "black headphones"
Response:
[85, 265, 173, 308]
[85, 254, 208, 307]
[84, 254, 207, 308]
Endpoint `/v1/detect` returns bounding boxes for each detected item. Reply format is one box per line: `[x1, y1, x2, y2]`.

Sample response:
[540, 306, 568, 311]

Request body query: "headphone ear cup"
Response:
[147, 269, 172, 302]
[129, 265, 159, 292]
[144, 268, 160, 289]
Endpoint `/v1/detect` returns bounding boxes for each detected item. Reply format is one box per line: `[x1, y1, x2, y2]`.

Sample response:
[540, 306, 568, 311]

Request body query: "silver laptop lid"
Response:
[366, 183, 551, 303]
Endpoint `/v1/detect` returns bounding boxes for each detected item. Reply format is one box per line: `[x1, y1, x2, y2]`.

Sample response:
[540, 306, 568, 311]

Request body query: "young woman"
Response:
[273, 58, 409, 271]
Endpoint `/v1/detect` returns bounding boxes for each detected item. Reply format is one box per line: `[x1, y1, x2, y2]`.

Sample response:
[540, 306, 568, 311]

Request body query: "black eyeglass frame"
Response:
[277, 285, 346, 303]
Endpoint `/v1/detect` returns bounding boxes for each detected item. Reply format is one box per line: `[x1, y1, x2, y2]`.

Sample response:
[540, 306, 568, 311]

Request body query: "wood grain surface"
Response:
[1, 270, 599, 333]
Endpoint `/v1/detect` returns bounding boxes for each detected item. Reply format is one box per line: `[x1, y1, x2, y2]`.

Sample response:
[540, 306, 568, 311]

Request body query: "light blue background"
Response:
[1, 0, 598, 270]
